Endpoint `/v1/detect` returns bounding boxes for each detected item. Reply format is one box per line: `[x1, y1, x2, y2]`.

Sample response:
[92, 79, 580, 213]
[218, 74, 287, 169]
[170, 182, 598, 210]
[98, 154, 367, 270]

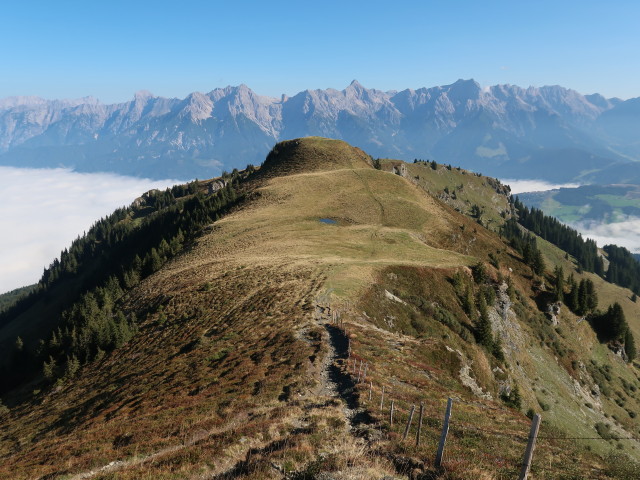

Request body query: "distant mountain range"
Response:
[1, 79, 639, 181]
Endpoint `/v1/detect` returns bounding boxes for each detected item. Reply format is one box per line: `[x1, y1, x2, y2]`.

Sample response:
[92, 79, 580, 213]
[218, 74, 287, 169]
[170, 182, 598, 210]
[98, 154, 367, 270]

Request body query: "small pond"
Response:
[319, 218, 337, 225]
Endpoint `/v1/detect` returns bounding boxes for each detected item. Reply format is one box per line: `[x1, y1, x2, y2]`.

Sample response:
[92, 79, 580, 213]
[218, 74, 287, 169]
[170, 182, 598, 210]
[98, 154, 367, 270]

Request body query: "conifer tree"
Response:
[475, 295, 493, 349]
[492, 334, 505, 361]
[585, 279, 598, 311]
[502, 383, 522, 409]
[593, 302, 627, 342]
[462, 286, 474, 315]
[452, 271, 465, 296]
[566, 273, 576, 306]
[64, 355, 80, 378]
[531, 247, 545, 276]
[553, 265, 564, 302]
[625, 329, 637, 362]
[577, 280, 588, 315]
[43, 356, 57, 381]
[472, 262, 488, 284]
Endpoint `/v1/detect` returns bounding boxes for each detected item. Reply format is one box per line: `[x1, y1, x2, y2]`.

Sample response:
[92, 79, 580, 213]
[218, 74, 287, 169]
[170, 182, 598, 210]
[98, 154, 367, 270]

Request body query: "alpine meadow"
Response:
[1, 137, 640, 479]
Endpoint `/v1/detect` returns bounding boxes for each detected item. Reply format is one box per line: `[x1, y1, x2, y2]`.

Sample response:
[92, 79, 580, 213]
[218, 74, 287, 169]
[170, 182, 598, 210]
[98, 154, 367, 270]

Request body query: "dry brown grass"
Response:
[1, 138, 637, 479]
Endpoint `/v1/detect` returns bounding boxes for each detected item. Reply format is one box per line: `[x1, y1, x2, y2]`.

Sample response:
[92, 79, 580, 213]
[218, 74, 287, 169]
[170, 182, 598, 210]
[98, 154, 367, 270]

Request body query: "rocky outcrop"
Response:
[547, 302, 562, 326]
[610, 341, 629, 362]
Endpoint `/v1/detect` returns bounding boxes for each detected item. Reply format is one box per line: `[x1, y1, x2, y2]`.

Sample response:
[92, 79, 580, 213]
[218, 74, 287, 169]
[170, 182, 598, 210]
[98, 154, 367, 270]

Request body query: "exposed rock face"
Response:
[610, 341, 629, 362]
[384, 289, 407, 305]
[547, 302, 562, 326]
[490, 282, 524, 355]
[0, 80, 638, 180]
[446, 345, 493, 400]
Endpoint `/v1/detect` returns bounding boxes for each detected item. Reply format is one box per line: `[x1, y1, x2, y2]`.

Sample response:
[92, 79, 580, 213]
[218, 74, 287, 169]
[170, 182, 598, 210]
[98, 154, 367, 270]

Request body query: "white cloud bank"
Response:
[570, 218, 640, 253]
[0, 167, 182, 294]
[500, 178, 582, 195]
[499, 178, 640, 253]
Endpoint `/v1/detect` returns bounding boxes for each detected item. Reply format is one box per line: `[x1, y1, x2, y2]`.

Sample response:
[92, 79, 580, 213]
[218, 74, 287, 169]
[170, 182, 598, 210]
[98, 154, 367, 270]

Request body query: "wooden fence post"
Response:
[416, 403, 424, 447]
[357, 360, 363, 382]
[362, 363, 368, 382]
[368, 381, 373, 402]
[380, 386, 385, 411]
[518, 414, 541, 480]
[435, 398, 453, 468]
[390, 400, 395, 427]
[403, 404, 415, 441]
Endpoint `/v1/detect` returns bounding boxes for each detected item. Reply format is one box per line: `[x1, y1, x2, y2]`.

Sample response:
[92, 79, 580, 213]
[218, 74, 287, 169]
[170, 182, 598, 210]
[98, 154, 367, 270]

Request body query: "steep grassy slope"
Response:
[381, 159, 513, 233]
[1, 138, 639, 479]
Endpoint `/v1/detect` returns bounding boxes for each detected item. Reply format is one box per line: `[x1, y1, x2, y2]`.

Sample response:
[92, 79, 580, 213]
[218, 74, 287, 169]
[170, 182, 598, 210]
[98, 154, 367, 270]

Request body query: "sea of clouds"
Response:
[0, 167, 182, 294]
[568, 218, 640, 254]
[501, 179, 582, 195]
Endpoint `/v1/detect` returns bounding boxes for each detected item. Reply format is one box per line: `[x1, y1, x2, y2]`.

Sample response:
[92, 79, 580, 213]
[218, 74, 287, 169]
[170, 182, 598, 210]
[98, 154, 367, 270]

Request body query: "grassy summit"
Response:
[257, 137, 373, 178]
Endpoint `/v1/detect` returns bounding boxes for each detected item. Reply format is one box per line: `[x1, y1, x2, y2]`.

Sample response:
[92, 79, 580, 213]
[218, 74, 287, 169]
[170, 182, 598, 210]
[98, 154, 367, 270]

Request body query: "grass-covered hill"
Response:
[1, 138, 640, 479]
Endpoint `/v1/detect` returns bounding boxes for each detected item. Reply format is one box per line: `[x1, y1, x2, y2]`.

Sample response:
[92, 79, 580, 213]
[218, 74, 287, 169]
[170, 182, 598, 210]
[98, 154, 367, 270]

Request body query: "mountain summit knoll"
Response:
[256, 137, 373, 178]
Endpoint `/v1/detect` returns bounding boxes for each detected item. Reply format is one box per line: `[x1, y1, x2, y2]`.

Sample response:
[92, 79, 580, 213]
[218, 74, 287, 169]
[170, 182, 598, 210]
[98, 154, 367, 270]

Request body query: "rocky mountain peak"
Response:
[447, 78, 483, 99]
[182, 91, 213, 122]
[134, 90, 154, 101]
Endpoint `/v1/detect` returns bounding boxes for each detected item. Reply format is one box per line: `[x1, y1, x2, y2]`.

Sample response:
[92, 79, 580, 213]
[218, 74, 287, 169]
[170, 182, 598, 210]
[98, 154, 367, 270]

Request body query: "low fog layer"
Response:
[571, 218, 640, 254]
[0, 167, 181, 294]
[502, 179, 639, 253]
[501, 179, 582, 195]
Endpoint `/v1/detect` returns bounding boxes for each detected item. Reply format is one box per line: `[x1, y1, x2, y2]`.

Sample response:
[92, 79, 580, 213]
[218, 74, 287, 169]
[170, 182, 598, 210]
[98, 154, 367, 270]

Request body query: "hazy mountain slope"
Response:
[1, 81, 638, 181]
[1, 138, 640, 479]
[597, 98, 640, 155]
[0, 285, 36, 314]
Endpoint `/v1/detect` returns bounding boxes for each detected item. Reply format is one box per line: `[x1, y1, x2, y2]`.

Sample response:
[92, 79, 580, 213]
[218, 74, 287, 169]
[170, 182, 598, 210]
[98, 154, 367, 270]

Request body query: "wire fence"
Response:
[325, 310, 639, 479]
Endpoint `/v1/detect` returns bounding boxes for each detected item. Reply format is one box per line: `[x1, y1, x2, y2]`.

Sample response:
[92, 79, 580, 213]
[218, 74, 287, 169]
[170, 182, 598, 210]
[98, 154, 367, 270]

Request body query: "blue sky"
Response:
[1, 0, 639, 102]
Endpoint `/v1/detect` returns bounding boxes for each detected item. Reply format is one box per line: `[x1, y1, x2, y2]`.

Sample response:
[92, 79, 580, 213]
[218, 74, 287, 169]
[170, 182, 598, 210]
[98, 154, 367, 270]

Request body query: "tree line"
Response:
[509, 198, 640, 295]
[603, 244, 640, 295]
[506, 201, 636, 362]
[512, 198, 604, 276]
